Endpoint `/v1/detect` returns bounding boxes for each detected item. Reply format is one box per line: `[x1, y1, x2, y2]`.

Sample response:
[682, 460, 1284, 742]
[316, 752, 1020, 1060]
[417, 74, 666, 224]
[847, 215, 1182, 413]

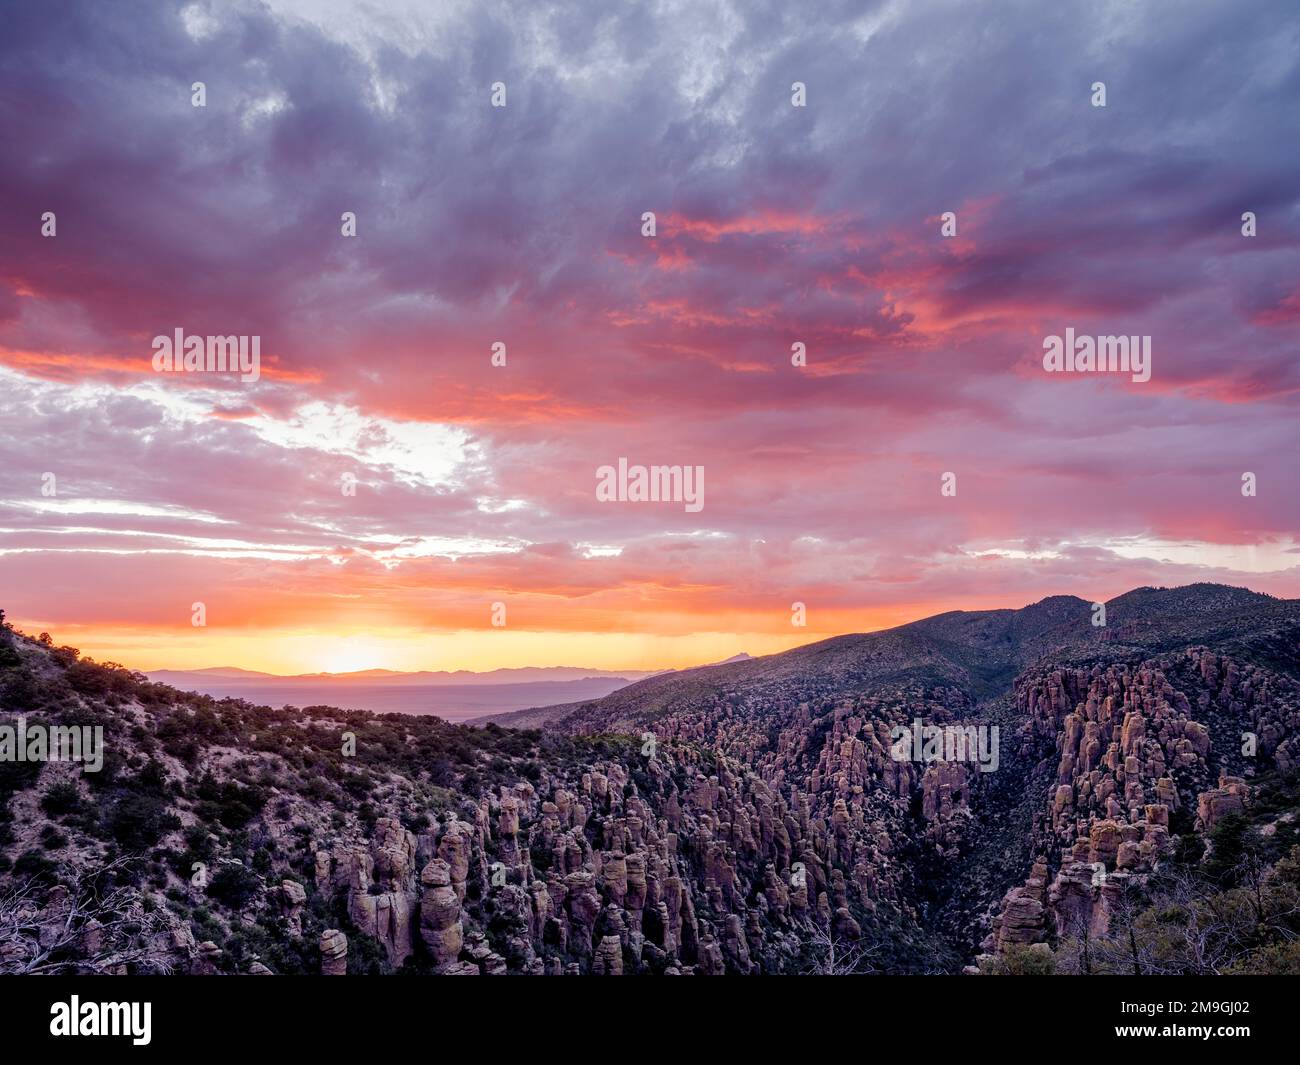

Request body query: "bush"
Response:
[107, 792, 179, 850]
[11, 849, 59, 886]
[0, 752, 42, 797]
[1227, 941, 1300, 975]
[342, 928, 391, 975]
[194, 776, 267, 830]
[207, 863, 262, 910]
[183, 823, 215, 858]
[979, 944, 1057, 975]
[0, 638, 21, 669]
[40, 780, 83, 817]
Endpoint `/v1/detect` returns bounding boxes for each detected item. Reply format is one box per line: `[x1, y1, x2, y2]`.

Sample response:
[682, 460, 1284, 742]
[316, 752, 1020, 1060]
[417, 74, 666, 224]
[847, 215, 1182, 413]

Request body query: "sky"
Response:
[1, 0, 1298, 675]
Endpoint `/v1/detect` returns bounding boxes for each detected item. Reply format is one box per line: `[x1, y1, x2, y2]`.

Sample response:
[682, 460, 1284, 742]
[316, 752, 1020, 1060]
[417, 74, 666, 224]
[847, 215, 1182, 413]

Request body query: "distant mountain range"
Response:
[145, 655, 752, 722]
[147, 665, 665, 687]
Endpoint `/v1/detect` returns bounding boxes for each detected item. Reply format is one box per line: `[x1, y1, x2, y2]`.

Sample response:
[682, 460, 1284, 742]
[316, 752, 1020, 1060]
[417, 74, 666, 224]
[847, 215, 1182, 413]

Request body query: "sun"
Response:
[308, 637, 394, 675]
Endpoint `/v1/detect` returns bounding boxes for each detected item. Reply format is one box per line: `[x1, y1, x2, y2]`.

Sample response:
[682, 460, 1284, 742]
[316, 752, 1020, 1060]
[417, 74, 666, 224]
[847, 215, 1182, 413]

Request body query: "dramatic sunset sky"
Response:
[1, 0, 1298, 674]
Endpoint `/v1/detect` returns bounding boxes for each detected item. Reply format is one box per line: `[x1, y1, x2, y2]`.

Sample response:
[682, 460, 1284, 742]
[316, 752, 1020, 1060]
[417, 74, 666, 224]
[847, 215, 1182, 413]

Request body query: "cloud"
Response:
[1, 0, 1298, 665]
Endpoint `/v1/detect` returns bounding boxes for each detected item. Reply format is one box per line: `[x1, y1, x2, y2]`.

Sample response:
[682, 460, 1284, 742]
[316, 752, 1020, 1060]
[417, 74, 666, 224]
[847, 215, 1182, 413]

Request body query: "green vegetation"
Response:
[1048, 773, 1300, 975]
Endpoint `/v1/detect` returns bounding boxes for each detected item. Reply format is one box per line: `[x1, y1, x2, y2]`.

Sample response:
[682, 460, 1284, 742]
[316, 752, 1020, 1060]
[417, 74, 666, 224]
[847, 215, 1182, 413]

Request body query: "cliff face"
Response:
[1, 584, 1298, 975]
[979, 642, 1299, 963]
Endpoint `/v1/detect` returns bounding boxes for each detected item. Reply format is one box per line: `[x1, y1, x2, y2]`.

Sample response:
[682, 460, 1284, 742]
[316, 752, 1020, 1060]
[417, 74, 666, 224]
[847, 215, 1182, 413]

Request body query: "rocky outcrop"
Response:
[191, 940, 222, 976]
[985, 645, 1286, 957]
[319, 929, 348, 976]
[417, 859, 463, 970]
[592, 935, 623, 975]
[317, 817, 417, 967]
[984, 859, 1049, 951]
[279, 879, 306, 936]
[1197, 775, 1249, 833]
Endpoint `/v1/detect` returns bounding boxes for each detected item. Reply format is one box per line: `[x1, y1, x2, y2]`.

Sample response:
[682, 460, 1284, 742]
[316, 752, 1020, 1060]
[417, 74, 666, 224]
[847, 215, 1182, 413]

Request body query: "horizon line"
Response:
[4, 580, 1283, 678]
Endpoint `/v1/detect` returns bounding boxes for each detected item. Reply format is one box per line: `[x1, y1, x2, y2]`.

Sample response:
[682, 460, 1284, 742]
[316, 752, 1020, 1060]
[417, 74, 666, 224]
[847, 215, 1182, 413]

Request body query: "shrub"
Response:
[40, 780, 83, 817]
[11, 849, 59, 886]
[107, 792, 179, 850]
[1228, 941, 1300, 975]
[979, 944, 1057, 975]
[0, 752, 42, 797]
[194, 776, 267, 830]
[207, 863, 262, 910]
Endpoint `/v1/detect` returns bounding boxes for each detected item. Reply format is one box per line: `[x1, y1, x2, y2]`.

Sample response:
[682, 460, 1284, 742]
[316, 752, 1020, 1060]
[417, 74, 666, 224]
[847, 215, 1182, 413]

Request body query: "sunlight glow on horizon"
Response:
[9, 621, 837, 676]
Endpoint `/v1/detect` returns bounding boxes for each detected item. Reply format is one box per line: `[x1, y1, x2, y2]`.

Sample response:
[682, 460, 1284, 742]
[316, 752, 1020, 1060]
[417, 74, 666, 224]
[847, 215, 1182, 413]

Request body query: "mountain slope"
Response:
[507, 584, 1295, 734]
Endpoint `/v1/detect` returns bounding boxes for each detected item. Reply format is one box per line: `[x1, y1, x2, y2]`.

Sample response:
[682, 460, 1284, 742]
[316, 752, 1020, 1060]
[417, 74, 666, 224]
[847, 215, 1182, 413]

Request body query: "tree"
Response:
[1204, 813, 1250, 887]
[1063, 908, 1093, 975]
[0, 609, 21, 668]
[799, 920, 878, 975]
[1105, 879, 1148, 976]
[0, 857, 175, 974]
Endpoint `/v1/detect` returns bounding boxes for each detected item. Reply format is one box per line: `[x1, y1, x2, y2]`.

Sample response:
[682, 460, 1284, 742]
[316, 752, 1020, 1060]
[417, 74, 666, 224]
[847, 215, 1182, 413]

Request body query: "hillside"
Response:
[500, 583, 1297, 733]
[2, 585, 1299, 975]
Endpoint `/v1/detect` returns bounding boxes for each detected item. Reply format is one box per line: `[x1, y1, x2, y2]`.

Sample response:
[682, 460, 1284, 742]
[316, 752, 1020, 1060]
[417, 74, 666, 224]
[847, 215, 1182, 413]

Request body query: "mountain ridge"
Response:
[481, 583, 1297, 732]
